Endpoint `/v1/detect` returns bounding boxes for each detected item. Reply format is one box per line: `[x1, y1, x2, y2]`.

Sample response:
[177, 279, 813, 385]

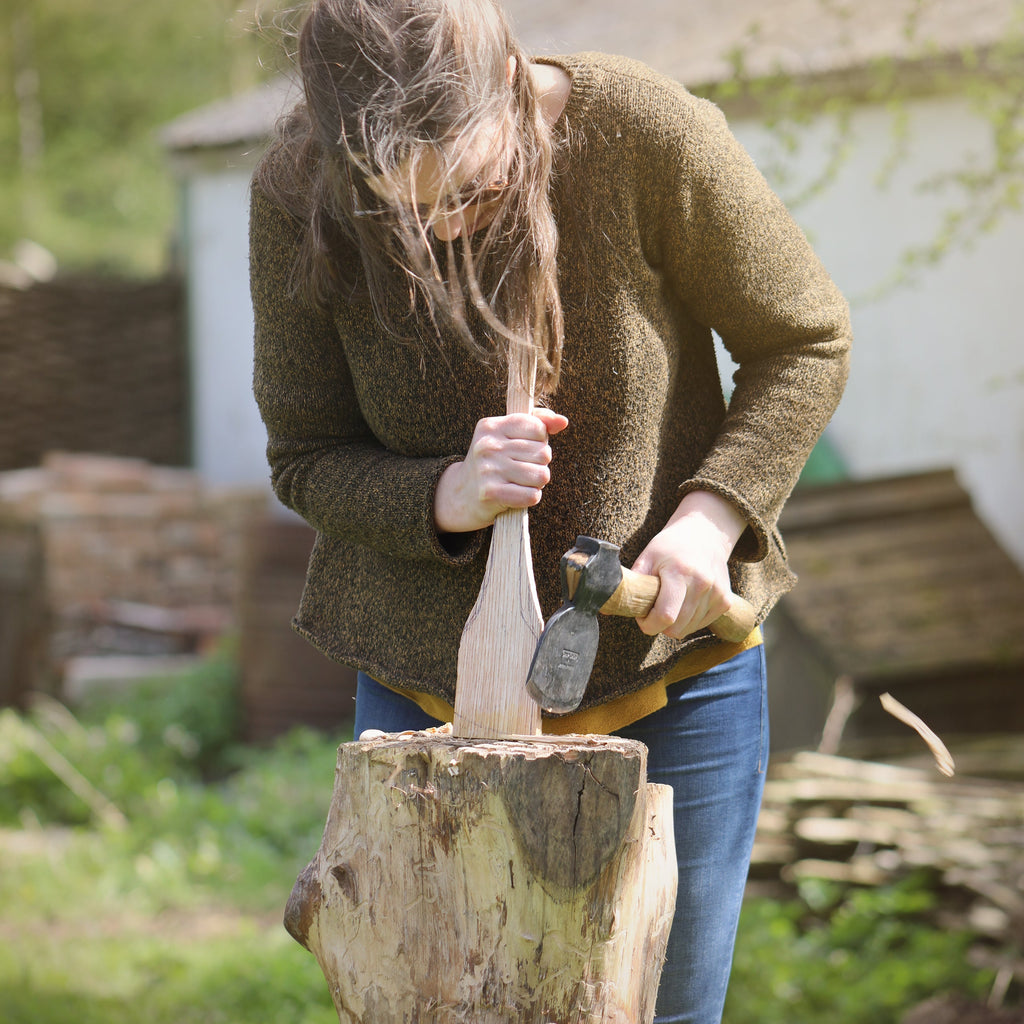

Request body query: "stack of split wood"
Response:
[750, 750, 1024, 953]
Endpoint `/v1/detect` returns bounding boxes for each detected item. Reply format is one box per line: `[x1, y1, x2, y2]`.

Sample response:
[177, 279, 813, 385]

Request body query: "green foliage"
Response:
[0, 641, 348, 906]
[0, 650, 346, 1022]
[0, 0, 287, 274]
[76, 641, 241, 777]
[725, 876, 996, 1024]
[703, 0, 1024, 300]
[0, 928, 338, 1024]
[0, 643, 240, 829]
[4, 0, 1024, 280]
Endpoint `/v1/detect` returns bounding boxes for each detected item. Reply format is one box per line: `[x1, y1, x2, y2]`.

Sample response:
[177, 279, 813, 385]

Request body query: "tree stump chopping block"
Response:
[285, 732, 677, 1024]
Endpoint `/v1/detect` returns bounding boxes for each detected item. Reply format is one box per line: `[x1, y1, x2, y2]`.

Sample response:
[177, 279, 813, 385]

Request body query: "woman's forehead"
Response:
[365, 122, 508, 205]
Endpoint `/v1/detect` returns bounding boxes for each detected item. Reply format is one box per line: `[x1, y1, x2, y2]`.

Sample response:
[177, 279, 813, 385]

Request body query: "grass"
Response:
[0, 646, 343, 1022]
[0, 646, 1008, 1022]
[1, 926, 336, 1024]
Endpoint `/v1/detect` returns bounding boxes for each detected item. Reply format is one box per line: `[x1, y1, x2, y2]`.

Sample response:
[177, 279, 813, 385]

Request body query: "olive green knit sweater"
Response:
[249, 52, 851, 713]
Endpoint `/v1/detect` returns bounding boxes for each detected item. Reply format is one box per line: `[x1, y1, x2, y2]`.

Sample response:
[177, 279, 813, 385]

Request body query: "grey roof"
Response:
[162, 0, 1019, 151]
[508, 0, 1018, 87]
[160, 76, 300, 152]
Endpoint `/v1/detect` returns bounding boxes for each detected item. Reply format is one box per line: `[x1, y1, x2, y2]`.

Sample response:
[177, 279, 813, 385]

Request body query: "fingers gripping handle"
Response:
[563, 554, 758, 643]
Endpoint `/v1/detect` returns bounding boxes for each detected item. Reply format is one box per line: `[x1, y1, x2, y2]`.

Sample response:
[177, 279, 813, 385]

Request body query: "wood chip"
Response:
[879, 692, 956, 776]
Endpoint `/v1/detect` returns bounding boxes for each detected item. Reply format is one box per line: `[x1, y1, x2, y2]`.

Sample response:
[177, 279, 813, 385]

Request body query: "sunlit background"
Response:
[1, 1, 1022, 1021]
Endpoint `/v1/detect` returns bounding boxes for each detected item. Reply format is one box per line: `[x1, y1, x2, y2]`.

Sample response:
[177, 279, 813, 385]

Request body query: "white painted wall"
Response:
[730, 95, 1024, 566]
[181, 164, 269, 490]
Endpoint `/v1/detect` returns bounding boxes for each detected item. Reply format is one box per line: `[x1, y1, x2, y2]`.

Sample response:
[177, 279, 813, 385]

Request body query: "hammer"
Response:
[526, 535, 758, 714]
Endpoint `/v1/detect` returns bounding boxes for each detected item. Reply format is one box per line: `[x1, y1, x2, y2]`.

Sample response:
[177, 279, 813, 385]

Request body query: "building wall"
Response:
[731, 94, 1024, 566]
[181, 163, 271, 491]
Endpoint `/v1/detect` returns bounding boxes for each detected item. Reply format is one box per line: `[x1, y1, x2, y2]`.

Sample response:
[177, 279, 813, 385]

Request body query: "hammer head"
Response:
[526, 536, 624, 714]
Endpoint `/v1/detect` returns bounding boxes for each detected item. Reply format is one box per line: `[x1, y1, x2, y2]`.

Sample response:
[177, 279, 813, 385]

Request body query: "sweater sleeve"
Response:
[656, 97, 851, 561]
[249, 184, 485, 565]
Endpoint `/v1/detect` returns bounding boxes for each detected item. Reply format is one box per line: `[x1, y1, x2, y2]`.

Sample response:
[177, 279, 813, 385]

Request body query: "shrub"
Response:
[725, 876, 997, 1024]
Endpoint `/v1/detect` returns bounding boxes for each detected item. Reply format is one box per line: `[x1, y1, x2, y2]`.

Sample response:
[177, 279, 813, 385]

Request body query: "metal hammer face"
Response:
[525, 536, 624, 714]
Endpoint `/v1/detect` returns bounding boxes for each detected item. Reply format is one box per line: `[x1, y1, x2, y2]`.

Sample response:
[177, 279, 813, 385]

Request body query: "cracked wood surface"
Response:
[285, 733, 677, 1023]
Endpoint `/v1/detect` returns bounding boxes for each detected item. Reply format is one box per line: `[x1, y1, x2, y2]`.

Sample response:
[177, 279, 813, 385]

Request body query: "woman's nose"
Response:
[432, 213, 464, 241]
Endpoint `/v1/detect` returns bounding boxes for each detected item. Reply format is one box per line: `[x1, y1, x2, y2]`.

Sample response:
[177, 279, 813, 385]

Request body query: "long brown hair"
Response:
[255, 0, 564, 391]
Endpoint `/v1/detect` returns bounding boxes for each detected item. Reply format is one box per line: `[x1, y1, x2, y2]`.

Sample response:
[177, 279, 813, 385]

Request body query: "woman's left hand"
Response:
[631, 491, 747, 639]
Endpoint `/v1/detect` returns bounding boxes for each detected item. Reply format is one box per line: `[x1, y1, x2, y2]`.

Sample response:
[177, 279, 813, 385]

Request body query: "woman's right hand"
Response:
[433, 408, 569, 533]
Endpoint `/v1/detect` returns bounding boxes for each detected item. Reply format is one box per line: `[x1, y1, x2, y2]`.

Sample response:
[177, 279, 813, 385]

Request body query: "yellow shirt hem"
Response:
[381, 627, 763, 736]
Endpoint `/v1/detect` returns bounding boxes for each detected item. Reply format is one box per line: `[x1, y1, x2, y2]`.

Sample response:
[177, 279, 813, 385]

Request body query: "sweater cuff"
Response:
[676, 477, 771, 563]
[420, 455, 488, 566]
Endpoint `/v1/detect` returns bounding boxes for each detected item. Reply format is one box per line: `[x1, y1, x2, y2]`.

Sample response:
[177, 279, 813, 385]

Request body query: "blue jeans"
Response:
[353, 643, 767, 1024]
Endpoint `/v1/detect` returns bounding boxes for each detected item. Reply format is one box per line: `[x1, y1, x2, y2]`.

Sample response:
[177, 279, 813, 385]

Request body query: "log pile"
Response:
[750, 750, 1024, 951]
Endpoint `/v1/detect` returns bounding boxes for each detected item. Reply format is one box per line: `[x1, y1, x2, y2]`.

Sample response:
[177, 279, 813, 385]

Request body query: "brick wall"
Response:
[0, 452, 357, 738]
[0, 453, 267, 700]
[0, 276, 187, 471]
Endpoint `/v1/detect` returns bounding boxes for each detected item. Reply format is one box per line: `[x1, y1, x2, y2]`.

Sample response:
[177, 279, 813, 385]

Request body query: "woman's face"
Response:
[364, 123, 511, 241]
[364, 58, 517, 242]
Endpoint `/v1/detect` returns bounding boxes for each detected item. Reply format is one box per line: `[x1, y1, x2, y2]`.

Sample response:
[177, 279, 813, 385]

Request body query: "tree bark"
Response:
[285, 733, 676, 1024]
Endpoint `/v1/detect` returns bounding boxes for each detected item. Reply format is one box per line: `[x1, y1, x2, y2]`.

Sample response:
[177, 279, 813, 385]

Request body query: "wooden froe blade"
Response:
[452, 345, 543, 739]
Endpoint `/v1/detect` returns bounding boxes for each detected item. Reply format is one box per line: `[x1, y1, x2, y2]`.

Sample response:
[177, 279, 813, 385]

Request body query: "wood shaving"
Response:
[358, 722, 454, 743]
[879, 692, 955, 776]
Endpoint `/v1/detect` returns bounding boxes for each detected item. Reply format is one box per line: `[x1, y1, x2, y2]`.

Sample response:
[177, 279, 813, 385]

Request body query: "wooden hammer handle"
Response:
[564, 554, 758, 643]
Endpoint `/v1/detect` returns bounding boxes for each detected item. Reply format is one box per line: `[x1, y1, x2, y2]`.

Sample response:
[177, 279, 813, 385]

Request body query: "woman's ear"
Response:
[506, 55, 517, 85]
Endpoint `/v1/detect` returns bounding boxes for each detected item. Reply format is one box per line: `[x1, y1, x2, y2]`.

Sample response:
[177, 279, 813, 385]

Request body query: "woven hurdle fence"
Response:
[0, 275, 187, 471]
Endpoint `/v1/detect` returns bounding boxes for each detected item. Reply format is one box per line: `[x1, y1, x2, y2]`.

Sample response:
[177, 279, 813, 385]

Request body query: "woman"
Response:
[250, 1, 851, 1020]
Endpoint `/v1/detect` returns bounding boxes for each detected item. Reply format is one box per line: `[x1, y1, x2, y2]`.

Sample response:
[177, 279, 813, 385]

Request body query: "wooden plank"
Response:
[794, 815, 902, 847]
[779, 592, 1024, 675]
[764, 775, 1024, 812]
[786, 537, 1018, 589]
[785, 515, 1020, 583]
[781, 505, 1024, 675]
[749, 836, 797, 864]
[784, 857, 890, 885]
[238, 518, 357, 741]
[0, 525, 46, 706]
[782, 470, 966, 532]
[774, 751, 1024, 800]
[751, 746, 1024, 947]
